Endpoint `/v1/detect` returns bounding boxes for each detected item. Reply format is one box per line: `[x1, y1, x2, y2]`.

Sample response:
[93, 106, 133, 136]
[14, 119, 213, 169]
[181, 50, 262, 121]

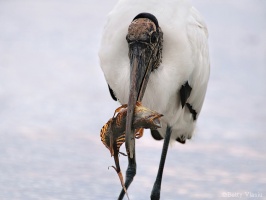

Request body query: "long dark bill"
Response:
[126, 43, 153, 158]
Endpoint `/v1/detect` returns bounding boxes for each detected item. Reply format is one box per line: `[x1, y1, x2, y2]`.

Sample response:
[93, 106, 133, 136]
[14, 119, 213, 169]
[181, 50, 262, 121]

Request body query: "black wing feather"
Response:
[179, 81, 197, 120]
[108, 84, 117, 101]
[180, 81, 192, 108]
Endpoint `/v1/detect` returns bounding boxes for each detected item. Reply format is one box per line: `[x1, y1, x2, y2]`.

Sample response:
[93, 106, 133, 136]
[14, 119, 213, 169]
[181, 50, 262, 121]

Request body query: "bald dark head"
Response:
[133, 12, 159, 28]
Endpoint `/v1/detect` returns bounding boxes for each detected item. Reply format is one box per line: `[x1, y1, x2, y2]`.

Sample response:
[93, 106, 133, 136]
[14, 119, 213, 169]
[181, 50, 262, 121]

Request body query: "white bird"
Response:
[99, 0, 210, 199]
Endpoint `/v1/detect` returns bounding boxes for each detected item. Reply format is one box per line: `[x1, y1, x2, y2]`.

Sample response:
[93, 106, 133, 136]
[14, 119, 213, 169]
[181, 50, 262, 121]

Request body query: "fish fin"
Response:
[135, 128, 144, 139]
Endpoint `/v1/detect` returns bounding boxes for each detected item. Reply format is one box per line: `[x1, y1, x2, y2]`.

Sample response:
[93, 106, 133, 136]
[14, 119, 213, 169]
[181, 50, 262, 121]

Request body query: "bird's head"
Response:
[125, 13, 163, 156]
[127, 13, 163, 95]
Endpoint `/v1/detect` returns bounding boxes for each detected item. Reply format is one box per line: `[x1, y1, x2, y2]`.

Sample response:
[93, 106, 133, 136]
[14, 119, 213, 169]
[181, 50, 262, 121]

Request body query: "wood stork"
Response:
[99, 0, 210, 199]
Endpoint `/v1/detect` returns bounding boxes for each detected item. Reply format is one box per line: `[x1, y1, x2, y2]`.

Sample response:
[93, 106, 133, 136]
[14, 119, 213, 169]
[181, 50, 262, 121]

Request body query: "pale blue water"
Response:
[0, 0, 265, 199]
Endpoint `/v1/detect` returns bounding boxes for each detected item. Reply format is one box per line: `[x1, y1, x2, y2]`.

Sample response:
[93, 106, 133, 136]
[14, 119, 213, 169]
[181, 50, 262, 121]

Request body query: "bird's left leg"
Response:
[118, 129, 136, 200]
[150, 126, 172, 200]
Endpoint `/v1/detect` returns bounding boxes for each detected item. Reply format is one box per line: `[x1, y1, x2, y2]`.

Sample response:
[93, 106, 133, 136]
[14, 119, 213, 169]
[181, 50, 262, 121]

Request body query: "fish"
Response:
[100, 101, 163, 156]
[100, 101, 163, 199]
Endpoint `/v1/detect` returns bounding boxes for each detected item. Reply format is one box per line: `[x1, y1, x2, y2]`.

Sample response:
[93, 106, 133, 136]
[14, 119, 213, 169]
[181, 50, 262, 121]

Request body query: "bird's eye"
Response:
[151, 32, 157, 43]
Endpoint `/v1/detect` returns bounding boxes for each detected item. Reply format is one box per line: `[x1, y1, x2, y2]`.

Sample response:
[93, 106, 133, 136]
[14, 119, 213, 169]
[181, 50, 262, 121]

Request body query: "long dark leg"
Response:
[150, 126, 172, 200]
[118, 132, 136, 200]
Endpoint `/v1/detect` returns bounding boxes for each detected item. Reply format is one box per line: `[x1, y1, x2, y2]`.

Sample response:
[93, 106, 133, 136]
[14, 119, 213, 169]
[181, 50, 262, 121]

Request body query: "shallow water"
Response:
[0, 0, 265, 199]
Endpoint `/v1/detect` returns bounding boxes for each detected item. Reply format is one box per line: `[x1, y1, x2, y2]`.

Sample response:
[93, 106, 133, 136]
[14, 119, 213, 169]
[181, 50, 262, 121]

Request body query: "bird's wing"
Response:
[184, 7, 210, 117]
[172, 6, 210, 144]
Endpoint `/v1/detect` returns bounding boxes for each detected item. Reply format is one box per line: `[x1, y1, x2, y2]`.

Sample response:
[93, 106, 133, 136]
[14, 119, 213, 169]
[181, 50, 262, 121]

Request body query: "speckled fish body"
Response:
[100, 102, 163, 156]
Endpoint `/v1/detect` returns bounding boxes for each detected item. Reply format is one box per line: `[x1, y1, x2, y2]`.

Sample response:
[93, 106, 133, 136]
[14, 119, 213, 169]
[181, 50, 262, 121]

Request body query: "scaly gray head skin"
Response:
[125, 13, 163, 157]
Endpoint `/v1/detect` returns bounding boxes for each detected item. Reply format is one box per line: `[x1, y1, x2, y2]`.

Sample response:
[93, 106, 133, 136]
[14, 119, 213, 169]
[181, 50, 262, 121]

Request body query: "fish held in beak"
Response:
[100, 101, 163, 157]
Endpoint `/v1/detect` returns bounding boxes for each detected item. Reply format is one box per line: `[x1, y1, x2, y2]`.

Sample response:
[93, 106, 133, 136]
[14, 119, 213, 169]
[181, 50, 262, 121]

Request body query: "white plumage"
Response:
[99, 0, 210, 142]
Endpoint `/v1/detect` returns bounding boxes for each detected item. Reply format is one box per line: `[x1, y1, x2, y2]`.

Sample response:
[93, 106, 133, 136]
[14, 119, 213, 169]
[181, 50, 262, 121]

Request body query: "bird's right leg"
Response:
[118, 129, 136, 200]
